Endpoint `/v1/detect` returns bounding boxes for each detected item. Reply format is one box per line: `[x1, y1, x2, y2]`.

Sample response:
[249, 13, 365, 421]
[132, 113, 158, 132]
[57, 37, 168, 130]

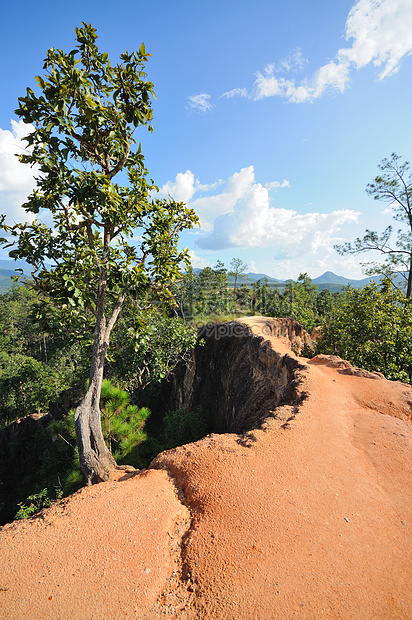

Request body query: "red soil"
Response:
[1, 317, 411, 619]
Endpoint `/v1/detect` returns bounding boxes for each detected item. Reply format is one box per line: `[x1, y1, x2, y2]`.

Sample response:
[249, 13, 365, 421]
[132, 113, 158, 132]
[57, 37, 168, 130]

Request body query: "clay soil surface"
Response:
[1, 317, 411, 619]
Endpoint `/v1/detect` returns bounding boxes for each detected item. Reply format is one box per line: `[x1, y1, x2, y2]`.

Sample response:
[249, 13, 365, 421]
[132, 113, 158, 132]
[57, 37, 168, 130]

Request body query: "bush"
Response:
[316, 280, 412, 382]
[15, 488, 63, 520]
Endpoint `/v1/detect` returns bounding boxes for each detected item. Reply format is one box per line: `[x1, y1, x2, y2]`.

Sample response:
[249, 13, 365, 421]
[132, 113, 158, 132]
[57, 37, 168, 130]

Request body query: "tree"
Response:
[0, 23, 198, 483]
[277, 273, 319, 331]
[196, 262, 234, 316]
[109, 305, 198, 392]
[335, 153, 412, 298]
[0, 286, 89, 427]
[228, 258, 248, 293]
[316, 288, 334, 319]
[316, 280, 412, 383]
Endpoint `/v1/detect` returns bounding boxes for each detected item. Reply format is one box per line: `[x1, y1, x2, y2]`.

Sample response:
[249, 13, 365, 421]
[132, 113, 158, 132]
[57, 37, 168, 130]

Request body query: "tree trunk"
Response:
[74, 373, 116, 485]
[73, 275, 125, 484]
[74, 315, 116, 484]
[406, 258, 412, 299]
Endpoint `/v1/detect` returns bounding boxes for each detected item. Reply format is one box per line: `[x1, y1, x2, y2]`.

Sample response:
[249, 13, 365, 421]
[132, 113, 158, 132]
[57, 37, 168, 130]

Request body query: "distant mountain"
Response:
[0, 259, 30, 273]
[312, 271, 354, 286]
[0, 260, 31, 293]
[0, 261, 405, 295]
[245, 272, 284, 284]
[190, 267, 406, 294]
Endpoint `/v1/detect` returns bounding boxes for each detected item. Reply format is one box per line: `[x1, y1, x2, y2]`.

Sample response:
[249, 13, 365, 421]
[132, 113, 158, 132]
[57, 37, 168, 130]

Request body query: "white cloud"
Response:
[340, 0, 412, 79]
[187, 93, 214, 113]
[188, 250, 210, 269]
[278, 48, 309, 73]
[155, 170, 198, 204]
[265, 180, 291, 190]
[193, 166, 359, 256]
[312, 60, 350, 98]
[221, 49, 310, 102]
[190, 166, 260, 228]
[253, 58, 350, 103]
[253, 69, 298, 100]
[0, 120, 38, 223]
[157, 166, 359, 263]
[220, 87, 249, 99]
[253, 0, 412, 103]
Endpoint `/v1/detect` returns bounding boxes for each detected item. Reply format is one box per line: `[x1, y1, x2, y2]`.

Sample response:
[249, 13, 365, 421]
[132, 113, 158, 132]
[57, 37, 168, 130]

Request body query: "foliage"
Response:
[335, 153, 412, 298]
[110, 305, 198, 391]
[316, 279, 412, 382]
[162, 406, 210, 450]
[0, 285, 39, 355]
[99, 379, 150, 459]
[15, 488, 63, 520]
[0, 353, 53, 421]
[172, 266, 342, 332]
[194, 262, 235, 316]
[0, 286, 88, 427]
[280, 274, 319, 331]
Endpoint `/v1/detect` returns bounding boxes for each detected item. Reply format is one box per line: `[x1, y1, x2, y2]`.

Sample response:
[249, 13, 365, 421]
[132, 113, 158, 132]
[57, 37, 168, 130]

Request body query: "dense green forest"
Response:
[0, 262, 411, 524]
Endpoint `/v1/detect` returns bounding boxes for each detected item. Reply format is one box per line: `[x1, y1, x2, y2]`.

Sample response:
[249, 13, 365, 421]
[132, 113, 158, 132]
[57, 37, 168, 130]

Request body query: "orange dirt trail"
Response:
[1, 317, 411, 619]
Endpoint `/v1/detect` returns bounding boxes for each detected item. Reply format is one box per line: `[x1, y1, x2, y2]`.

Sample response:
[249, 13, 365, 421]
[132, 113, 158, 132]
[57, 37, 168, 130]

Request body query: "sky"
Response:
[1, 0, 412, 280]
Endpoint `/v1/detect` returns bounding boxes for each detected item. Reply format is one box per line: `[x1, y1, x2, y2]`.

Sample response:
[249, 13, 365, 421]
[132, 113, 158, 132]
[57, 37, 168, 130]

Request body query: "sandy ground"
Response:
[1, 317, 411, 619]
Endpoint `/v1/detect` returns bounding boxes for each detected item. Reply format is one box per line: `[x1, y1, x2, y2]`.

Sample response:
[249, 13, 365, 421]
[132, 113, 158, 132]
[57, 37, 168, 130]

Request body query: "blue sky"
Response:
[1, 0, 412, 279]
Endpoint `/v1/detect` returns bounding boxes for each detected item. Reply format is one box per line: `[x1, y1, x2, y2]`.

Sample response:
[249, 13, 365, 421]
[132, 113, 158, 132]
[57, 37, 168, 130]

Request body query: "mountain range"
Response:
[0, 259, 401, 295]
[193, 268, 402, 293]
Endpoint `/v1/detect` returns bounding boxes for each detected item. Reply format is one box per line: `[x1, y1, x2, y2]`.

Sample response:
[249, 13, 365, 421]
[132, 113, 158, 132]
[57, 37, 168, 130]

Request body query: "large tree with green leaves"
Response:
[0, 23, 198, 483]
[335, 153, 412, 298]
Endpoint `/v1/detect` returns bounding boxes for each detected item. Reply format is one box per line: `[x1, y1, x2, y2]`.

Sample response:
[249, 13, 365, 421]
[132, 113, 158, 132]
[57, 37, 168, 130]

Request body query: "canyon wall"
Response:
[159, 318, 312, 434]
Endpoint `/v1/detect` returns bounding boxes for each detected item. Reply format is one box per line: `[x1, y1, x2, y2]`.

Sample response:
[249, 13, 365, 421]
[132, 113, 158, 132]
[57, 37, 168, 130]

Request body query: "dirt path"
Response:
[1, 318, 411, 619]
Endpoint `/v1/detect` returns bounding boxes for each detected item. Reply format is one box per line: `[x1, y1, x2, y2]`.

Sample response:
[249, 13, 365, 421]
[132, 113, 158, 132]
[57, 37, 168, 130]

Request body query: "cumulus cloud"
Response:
[193, 166, 359, 256]
[248, 0, 412, 103]
[0, 120, 38, 223]
[155, 170, 198, 204]
[155, 170, 227, 231]
[187, 93, 214, 113]
[156, 166, 359, 261]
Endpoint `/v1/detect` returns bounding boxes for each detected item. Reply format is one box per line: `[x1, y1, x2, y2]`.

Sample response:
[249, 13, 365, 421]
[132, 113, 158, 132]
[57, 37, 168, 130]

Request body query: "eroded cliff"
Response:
[158, 317, 311, 434]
